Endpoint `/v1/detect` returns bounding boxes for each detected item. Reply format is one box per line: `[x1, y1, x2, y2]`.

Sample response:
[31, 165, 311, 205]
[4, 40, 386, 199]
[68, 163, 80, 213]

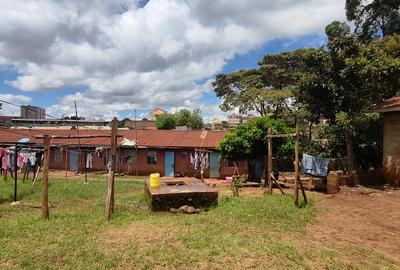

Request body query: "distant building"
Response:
[125, 119, 156, 130]
[227, 113, 255, 128]
[211, 117, 223, 130]
[21, 105, 46, 119]
[0, 116, 16, 127]
[148, 107, 167, 121]
[11, 118, 110, 129]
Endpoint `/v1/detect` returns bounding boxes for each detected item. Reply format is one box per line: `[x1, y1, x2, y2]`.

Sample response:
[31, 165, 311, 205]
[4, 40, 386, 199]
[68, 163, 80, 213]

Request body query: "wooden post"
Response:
[105, 117, 117, 220]
[14, 144, 18, 202]
[65, 147, 68, 180]
[267, 128, 273, 195]
[42, 135, 50, 219]
[294, 124, 300, 205]
[200, 152, 205, 182]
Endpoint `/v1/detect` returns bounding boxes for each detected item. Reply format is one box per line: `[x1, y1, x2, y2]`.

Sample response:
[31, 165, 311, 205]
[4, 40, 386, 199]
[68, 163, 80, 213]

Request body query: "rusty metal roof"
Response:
[369, 96, 400, 113]
[0, 128, 227, 149]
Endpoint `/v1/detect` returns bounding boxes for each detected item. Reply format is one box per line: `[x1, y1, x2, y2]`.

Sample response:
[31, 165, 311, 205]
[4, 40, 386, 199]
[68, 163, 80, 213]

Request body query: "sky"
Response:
[0, 0, 346, 122]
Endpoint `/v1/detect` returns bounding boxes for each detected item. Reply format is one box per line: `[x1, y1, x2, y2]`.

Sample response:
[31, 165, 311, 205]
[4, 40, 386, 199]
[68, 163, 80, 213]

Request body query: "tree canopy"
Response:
[346, 0, 400, 41]
[155, 108, 204, 130]
[218, 116, 293, 162]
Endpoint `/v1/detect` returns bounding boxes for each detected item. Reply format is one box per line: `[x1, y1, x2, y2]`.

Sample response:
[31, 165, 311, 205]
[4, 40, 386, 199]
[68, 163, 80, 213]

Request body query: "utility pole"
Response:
[42, 135, 50, 219]
[105, 117, 118, 220]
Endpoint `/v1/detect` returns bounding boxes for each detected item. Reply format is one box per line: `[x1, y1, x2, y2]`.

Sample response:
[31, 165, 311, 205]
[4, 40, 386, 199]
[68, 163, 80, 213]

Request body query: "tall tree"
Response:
[346, 0, 400, 40]
[155, 114, 176, 130]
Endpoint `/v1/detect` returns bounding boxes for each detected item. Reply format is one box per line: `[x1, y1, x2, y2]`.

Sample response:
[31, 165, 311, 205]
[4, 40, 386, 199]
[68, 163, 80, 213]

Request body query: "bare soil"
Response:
[307, 186, 400, 262]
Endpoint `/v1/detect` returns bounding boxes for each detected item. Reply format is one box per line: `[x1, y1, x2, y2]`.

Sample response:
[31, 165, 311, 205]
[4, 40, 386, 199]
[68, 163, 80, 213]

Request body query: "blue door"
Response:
[69, 150, 79, 172]
[165, 151, 174, 177]
[210, 153, 221, 178]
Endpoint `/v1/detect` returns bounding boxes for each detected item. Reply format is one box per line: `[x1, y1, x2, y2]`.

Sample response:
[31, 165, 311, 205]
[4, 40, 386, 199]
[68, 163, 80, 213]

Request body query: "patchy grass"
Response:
[0, 174, 398, 269]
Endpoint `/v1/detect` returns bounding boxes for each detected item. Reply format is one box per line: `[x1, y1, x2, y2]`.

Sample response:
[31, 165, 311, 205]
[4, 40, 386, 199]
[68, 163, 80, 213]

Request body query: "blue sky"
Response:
[0, 0, 343, 121]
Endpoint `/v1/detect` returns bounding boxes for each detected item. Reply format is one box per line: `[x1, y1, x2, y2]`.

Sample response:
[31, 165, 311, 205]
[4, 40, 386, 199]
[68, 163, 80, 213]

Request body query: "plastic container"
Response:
[150, 173, 161, 188]
[225, 176, 233, 184]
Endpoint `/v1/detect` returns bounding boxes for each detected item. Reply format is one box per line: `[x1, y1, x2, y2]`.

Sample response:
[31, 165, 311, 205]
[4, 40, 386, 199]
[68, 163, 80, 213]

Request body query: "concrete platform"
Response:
[145, 178, 218, 211]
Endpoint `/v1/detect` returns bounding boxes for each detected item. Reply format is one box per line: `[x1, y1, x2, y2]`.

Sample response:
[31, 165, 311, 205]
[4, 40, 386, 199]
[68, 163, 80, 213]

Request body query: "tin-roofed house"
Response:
[370, 96, 400, 186]
[0, 129, 247, 179]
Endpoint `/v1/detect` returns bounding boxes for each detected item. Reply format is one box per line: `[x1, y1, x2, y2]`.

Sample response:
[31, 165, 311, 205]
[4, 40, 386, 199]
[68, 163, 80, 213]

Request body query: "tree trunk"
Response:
[346, 131, 354, 174]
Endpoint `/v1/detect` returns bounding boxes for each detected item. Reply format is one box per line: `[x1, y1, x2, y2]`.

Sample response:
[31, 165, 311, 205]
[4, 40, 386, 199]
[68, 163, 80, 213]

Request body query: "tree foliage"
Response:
[155, 114, 176, 130]
[155, 109, 204, 130]
[218, 116, 293, 161]
[212, 55, 297, 117]
[296, 23, 400, 124]
[346, 0, 400, 41]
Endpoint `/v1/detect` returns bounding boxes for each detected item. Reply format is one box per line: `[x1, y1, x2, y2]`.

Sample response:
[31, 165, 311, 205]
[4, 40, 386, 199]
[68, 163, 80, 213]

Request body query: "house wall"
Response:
[220, 159, 248, 178]
[48, 147, 248, 179]
[383, 112, 400, 186]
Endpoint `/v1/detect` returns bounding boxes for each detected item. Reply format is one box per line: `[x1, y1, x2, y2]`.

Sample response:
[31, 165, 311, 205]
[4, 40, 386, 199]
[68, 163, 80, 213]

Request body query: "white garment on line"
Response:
[86, 153, 93, 168]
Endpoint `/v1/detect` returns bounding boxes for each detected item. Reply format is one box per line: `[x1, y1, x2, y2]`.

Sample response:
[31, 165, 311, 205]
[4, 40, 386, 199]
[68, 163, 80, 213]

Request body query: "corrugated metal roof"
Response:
[369, 96, 400, 113]
[0, 129, 227, 148]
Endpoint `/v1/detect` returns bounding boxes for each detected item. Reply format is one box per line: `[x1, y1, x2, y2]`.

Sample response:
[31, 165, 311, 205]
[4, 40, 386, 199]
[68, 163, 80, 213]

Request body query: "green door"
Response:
[210, 153, 221, 178]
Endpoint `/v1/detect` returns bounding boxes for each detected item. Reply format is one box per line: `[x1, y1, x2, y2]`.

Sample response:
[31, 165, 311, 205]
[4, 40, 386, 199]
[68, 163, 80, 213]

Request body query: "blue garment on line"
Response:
[301, 154, 330, 177]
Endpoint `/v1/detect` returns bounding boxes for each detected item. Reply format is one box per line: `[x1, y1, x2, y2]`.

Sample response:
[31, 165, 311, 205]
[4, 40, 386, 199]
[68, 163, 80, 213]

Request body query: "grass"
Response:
[0, 173, 398, 269]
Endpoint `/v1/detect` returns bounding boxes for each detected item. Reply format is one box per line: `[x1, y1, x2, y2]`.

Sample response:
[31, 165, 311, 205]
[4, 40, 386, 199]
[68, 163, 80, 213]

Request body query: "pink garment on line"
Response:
[2, 152, 8, 170]
[17, 153, 24, 168]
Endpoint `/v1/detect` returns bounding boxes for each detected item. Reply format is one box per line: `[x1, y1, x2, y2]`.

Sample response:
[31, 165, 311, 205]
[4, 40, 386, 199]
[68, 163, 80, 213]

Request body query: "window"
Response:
[53, 149, 63, 163]
[147, 150, 157, 164]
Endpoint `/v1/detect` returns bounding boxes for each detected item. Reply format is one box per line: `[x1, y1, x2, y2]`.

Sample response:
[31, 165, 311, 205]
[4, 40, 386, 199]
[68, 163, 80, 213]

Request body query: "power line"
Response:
[0, 99, 59, 119]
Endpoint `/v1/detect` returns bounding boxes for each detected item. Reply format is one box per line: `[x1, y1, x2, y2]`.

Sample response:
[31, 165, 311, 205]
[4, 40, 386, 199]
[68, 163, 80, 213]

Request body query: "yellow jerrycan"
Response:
[149, 173, 161, 188]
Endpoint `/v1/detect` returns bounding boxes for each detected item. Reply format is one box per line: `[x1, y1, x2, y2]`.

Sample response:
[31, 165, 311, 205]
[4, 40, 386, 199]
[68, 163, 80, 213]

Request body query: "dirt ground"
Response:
[206, 178, 400, 263]
[308, 186, 400, 262]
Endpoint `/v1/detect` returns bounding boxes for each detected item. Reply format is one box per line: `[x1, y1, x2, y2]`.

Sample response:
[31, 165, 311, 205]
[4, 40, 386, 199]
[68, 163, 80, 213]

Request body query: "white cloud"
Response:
[0, 0, 346, 119]
[0, 93, 32, 116]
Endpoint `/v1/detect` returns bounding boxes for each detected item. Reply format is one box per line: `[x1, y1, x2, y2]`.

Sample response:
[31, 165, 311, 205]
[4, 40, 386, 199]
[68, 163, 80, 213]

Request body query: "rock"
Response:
[170, 208, 178, 213]
[10, 201, 22, 206]
[178, 205, 196, 214]
[185, 206, 195, 214]
[178, 205, 189, 213]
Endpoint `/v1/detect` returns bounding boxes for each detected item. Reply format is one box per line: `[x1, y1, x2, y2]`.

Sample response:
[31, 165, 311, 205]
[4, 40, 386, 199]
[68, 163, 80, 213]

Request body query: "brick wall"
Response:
[48, 146, 249, 179]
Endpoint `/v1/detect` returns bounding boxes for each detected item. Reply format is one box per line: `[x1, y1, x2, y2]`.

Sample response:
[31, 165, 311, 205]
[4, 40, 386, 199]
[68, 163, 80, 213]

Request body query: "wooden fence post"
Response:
[267, 128, 273, 195]
[65, 146, 68, 180]
[42, 135, 50, 219]
[14, 144, 18, 202]
[105, 117, 117, 220]
[294, 124, 300, 205]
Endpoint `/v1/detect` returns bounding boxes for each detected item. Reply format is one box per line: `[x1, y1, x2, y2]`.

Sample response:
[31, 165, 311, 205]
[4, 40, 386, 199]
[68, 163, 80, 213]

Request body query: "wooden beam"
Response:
[14, 144, 18, 202]
[42, 135, 50, 219]
[266, 133, 297, 138]
[105, 117, 117, 221]
[267, 128, 273, 195]
[65, 146, 68, 180]
[294, 124, 299, 205]
[270, 173, 285, 195]
[34, 134, 123, 139]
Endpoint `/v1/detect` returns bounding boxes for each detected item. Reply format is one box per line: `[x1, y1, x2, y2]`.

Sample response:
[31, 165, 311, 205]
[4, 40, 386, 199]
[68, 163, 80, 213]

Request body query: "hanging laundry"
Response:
[29, 153, 37, 166]
[301, 154, 330, 177]
[190, 153, 195, 165]
[205, 153, 209, 169]
[86, 153, 93, 168]
[2, 150, 8, 170]
[17, 153, 24, 168]
[194, 152, 199, 170]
